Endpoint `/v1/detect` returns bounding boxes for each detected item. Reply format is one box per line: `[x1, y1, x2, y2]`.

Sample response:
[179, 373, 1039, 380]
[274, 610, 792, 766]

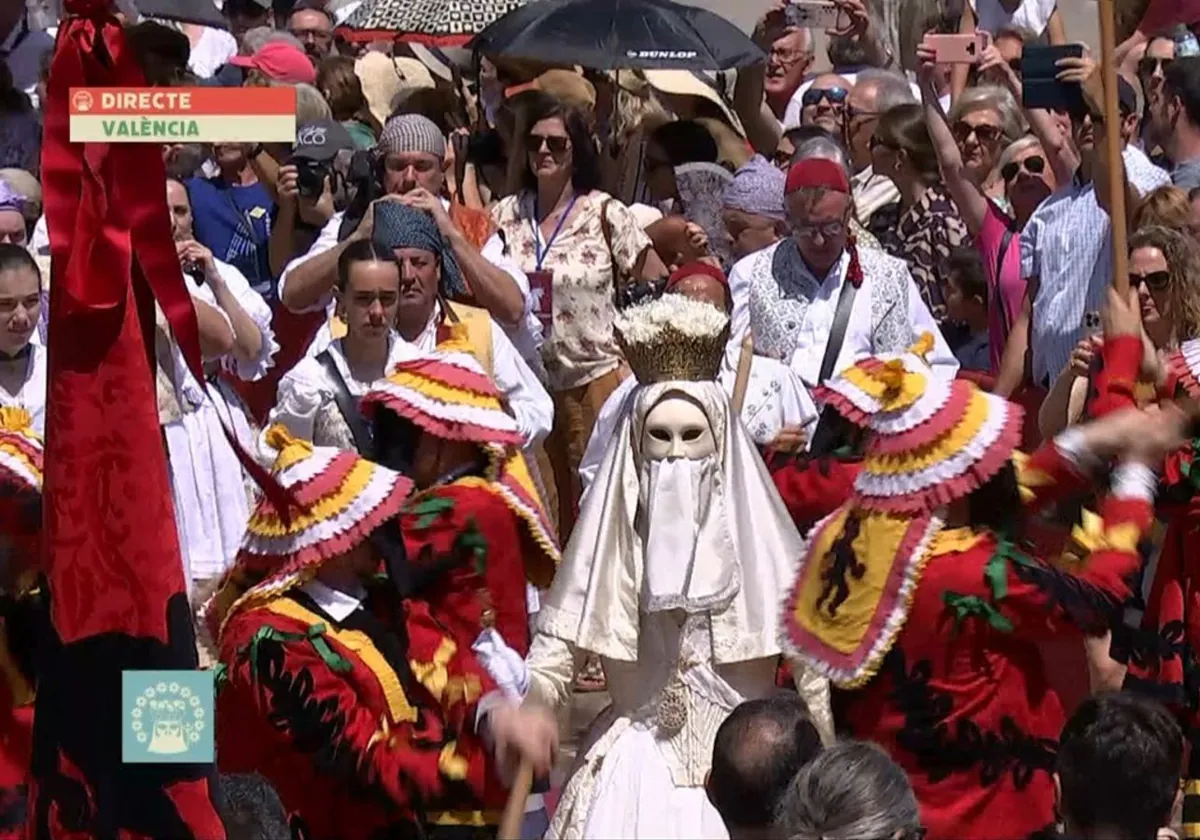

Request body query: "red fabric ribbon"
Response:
[43, 2, 296, 524]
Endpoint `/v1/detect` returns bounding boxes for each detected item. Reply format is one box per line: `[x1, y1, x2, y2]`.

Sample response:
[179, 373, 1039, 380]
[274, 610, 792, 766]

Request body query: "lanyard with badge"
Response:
[219, 183, 269, 287]
[527, 193, 576, 333]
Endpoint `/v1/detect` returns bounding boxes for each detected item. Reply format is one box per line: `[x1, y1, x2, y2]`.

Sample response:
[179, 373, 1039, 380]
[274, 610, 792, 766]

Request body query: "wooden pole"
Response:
[731, 332, 754, 413]
[497, 759, 534, 840]
[1099, 0, 1129, 295]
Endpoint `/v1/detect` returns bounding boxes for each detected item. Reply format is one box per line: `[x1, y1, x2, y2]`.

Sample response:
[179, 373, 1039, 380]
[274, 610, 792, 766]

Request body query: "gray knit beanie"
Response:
[377, 114, 446, 159]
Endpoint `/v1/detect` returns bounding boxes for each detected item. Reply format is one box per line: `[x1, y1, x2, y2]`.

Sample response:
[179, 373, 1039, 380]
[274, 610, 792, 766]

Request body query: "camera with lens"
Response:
[293, 156, 331, 200]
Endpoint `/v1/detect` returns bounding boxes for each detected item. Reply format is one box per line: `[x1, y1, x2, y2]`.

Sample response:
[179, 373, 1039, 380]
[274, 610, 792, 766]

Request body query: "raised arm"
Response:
[917, 47, 990, 236]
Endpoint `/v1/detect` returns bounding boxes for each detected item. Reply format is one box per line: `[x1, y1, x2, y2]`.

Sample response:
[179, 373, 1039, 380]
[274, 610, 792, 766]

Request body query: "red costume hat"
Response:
[785, 157, 852, 195]
[666, 261, 728, 294]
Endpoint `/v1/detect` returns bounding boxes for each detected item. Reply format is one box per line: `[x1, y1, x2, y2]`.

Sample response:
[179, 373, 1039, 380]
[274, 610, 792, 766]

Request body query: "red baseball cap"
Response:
[230, 42, 316, 85]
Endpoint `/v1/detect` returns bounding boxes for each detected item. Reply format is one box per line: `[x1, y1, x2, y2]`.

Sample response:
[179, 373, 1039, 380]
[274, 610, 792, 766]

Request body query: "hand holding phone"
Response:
[921, 31, 991, 65]
[784, 1, 842, 31]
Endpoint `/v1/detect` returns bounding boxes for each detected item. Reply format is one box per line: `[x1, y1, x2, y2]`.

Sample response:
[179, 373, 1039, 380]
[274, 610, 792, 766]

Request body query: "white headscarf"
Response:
[536, 380, 803, 665]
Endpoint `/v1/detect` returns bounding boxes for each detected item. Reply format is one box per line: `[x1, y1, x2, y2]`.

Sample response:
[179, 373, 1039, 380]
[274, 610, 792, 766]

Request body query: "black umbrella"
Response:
[136, 0, 228, 30]
[469, 0, 764, 71]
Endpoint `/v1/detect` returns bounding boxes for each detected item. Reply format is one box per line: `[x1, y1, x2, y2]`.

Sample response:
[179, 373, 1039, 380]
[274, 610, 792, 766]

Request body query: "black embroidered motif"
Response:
[245, 636, 362, 784]
[1008, 557, 1126, 634]
[817, 514, 865, 618]
[884, 648, 1057, 789]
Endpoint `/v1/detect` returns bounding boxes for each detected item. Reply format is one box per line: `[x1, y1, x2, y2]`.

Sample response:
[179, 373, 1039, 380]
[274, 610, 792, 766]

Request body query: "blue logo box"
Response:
[121, 670, 214, 764]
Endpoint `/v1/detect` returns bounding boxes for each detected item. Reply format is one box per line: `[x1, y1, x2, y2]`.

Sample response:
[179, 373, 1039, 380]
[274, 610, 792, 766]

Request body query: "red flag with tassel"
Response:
[28, 1, 231, 836]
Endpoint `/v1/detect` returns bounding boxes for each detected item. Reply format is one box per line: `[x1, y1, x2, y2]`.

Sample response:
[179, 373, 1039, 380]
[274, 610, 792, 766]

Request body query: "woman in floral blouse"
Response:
[871, 103, 970, 345]
[491, 92, 668, 539]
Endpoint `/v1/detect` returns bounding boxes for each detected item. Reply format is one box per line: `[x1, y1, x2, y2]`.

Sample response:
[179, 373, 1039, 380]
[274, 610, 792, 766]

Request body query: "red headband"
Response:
[666, 261, 729, 293]
[785, 158, 851, 195]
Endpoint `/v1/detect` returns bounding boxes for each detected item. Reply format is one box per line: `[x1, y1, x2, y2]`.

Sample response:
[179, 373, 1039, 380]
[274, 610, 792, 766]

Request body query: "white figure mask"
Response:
[640, 393, 736, 614]
[641, 394, 716, 461]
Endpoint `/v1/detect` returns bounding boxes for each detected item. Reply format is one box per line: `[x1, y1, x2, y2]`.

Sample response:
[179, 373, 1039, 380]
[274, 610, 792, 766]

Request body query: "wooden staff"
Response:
[497, 759, 535, 840]
[731, 332, 754, 413]
[1099, 0, 1129, 295]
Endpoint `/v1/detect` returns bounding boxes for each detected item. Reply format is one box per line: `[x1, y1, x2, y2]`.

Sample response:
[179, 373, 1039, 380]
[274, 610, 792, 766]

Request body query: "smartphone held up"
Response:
[784, 1, 843, 31]
[921, 31, 991, 65]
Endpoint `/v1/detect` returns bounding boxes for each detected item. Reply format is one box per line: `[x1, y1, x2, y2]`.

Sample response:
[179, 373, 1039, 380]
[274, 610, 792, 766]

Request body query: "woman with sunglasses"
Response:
[1039, 225, 1200, 440]
[919, 46, 1059, 380]
[491, 92, 669, 541]
[869, 103, 970, 339]
[948, 86, 1024, 206]
[1058, 229, 1200, 828]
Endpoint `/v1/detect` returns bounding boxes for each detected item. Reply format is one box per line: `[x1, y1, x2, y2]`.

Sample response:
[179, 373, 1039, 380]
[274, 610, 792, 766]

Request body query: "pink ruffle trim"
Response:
[404, 357, 504, 399]
[366, 395, 526, 448]
[856, 405, 1024, 515]
[818, 389, 874, 428]
[238, 479, 412, 584]
[871, 381, 973, 455]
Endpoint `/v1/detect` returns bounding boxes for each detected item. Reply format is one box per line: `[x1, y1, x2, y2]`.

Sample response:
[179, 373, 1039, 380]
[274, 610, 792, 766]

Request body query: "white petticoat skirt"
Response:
[549, 712, 729, 840]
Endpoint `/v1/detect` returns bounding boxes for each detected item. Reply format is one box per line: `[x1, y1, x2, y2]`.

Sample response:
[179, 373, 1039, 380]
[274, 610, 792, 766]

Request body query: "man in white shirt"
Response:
[368, 201, 550, 445]
[279, 113, 544, 373]
[728, 156, 957, 393]
[844, 69, 914, 234]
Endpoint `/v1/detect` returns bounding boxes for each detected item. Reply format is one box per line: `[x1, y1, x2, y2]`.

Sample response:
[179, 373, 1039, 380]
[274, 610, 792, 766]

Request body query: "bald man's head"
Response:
[707, 695, 823, 839]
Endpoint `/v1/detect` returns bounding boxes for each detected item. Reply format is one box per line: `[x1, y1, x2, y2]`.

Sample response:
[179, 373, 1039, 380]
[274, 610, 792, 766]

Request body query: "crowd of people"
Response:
[5, 0, 1200, 837]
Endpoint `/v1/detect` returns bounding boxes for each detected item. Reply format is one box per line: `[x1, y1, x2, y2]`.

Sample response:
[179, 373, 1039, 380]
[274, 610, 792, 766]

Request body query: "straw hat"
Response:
[641, 69, 744, 136]
[509, 69, 597, 112]
[355, 52, 436, 127]
[817, 333, 1024, 516]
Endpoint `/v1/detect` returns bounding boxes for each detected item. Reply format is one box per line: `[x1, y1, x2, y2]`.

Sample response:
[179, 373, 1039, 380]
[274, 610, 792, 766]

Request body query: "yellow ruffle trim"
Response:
[863, 389, 989, 476]
[249, 458, 375, 536]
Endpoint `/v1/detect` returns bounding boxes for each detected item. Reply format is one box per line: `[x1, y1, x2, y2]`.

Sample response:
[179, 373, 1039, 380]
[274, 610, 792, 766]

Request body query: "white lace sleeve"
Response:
[525, 632, 585, 710]
[215, 261, 279, 382]
[787, 657, 835, 745]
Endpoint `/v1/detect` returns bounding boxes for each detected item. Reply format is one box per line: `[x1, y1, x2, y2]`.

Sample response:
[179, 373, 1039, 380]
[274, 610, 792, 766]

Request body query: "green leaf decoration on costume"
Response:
[1186, 439, 1200, 492]
[984, 551, 1008, 602]
[456, 518, 488, 575]
[242, 621, 353, 678]
[943, 591, 1014, 634]
[212, 662, 228, 695]
[410, 495, 456, 530]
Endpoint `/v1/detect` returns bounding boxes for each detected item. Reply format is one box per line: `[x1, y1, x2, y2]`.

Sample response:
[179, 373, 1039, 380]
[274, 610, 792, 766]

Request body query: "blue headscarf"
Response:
[371, 202, 467, 298]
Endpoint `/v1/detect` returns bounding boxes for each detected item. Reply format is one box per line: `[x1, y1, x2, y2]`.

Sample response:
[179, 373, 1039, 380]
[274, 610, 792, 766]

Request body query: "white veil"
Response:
[536, 380, 804, 665]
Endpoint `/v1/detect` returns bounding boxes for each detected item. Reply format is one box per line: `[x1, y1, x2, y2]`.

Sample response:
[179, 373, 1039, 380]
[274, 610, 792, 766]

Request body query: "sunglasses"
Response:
[952, 121, 1004, 145]
[1132, 270, 1171, 291]
[1000, 154, 1046, 182]
[529, 134, 570, 156]
[868, 134, 896, 152]
[846, 104, 880, 122]
[1138, 56, 1174, 77]
[794, 220, 846, 241]
[801, 86, 849, 108]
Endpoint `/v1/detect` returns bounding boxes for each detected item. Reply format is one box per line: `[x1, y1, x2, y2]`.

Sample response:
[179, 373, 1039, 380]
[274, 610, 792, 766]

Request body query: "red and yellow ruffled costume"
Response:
[0, 409, 43, 840]
[782, 340, 1155, 840]
[208, 428, 511, 839]
[362, 350, 560, 664]
[1092, 335, 1200, 829]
